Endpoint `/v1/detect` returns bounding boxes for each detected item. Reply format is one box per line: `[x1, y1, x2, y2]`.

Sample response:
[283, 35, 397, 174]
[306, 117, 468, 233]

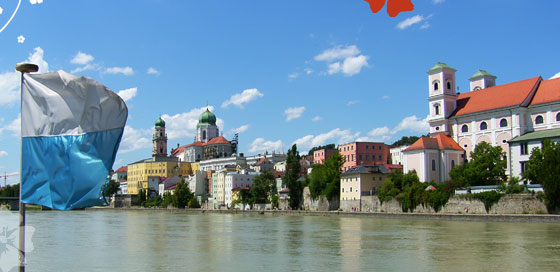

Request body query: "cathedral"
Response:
[171, 108, 238, 162]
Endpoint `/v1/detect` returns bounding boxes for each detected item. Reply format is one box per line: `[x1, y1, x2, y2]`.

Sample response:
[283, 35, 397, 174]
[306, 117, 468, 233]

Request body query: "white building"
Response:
[274, 161, 286, 172]
[118, 181, 128, 195]
[405, 62, 560, 182]
[509, 128, 560, 178]
[184, 170, 207, 197]
[112, 166, 127, 182]
[389, 145, 409, 165]
[224, 170, 258, 207]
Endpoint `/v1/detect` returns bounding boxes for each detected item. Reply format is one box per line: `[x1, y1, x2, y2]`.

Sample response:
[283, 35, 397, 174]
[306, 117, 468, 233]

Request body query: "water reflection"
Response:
[12, 210, 560, 271]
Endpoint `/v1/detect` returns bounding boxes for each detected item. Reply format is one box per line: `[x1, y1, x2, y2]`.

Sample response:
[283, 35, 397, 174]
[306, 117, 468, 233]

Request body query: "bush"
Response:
[464, 191, 504, 213]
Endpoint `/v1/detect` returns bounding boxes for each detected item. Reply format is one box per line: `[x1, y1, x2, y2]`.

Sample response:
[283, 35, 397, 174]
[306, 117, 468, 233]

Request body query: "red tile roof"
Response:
[186, 141, 205, 147]
[256, 157, 270, 166]
[171, 145, 186, 156]
[207, 136, 231, 145]
[404, 133, 464, 152]
[451, 76, 541, 117]
[530, 77, 560, 106]
[116, 166, 128, 173]
[386, 164, 403, 173]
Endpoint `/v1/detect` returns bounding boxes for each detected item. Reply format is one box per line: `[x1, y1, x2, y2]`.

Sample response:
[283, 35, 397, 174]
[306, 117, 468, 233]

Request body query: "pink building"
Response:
[313, 149, 337, 164]
[338, 142, 390, 172]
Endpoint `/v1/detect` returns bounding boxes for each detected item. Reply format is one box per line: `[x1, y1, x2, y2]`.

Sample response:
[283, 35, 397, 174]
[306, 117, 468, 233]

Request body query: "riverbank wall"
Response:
[340, 193, 548, 215]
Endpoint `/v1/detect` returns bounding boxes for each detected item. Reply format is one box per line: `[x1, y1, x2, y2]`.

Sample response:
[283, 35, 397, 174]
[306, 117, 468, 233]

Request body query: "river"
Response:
[5, 210, 560, 271]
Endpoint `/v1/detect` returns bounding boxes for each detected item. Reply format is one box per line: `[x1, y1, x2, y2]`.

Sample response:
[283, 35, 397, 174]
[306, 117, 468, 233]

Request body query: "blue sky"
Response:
[1, 0, 559, 185]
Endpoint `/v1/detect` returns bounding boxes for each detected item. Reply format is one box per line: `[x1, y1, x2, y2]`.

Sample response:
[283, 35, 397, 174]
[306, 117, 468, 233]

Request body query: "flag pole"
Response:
[16, 63, 39, 272]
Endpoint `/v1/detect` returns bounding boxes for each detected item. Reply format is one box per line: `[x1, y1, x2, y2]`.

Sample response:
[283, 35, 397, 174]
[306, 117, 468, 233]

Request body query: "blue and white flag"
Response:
[21, 71, 128, 210]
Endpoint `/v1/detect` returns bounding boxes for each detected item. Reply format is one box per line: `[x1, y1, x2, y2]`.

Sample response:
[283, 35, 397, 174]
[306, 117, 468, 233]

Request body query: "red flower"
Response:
[363, 0, 414, 17]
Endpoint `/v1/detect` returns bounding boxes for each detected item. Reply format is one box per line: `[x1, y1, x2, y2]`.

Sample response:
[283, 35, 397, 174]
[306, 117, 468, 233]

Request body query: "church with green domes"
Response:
[171, 108, 238, 162]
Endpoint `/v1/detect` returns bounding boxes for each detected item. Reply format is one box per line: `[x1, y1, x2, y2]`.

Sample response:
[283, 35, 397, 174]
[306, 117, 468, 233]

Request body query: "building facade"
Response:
[338, 142, 390, 172]
[313, 148, 337, 165]
[340, 165, 389, 210]
[389, 145, 409, 165]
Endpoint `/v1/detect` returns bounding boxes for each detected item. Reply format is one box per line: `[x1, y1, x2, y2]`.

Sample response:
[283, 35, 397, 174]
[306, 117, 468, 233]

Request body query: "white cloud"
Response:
[342, 55, 369, 76]
[71, 63, 101, 74]
[284, 106, 306, 121]
[0, 71, 20, 105]
[71, 52, 94, 65]
[162, 106, 224, 140]
[30, 0, 44, 4]
[0, 114, 21, 137]
[420, 22, 430, 30]
[397, 15, 424, 30]
[347, 100, 359, 106]
[233, 124, 249, 134]
[358, 115, 429, 143]
[550, 72, 560, 79]
[393, 115, 430, 134]
[382, 95, 390, 99]
[304, 68, 313, 75]
[222, 88, 264, 109]
[119, 126, 151, 153]
[288, 72, 299, 79]
[27, 47, 49, 73]
[433, 0, 445, 4]
[315, 45, 369, 76]
[104, 66, 134, 76]
[312, 116, 323, 122]
[293, 128, 360, 150]
[315, 45, 361, 62]
[0, 7, 3, 15]
[117, 87, 138, 102]
[0, 151, 7, 157]
[328, 62, 341, 75]
[248, 138, 284, 154]
[147, 67, 160, 75]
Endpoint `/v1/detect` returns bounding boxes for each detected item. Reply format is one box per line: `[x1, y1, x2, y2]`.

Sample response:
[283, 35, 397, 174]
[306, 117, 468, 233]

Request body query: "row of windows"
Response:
[345, 154, 383, 162]
[431, 159, 455, 171]
[339, 145, 383, 152]
[433, 80, 453, 92]
[461, 113, 560, 133]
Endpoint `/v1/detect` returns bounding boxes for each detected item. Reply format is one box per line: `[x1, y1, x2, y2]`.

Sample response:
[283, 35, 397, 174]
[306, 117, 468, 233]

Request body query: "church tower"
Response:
[153, 117, 168, 157]
[427, 62, 457, 136]
[196, 108, 219, 143]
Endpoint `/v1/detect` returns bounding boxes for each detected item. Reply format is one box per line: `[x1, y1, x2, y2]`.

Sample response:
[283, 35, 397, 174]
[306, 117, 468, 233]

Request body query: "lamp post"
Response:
[15, 62, 39, 272]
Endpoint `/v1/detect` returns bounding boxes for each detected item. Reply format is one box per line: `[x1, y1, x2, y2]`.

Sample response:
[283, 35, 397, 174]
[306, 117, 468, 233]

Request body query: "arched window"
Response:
[473, 86, 482, 91]
[434, 104, 440, 115]
[447, 81, 452, 90]
[433, 80, 440, 91]
[480, 122, 488, 130]
[432, 160, 436, 171]
[557, 113, 560, 122]
[500, 118, 508, 128]
[203, 130, 206, 140]
[535, 115, 544, 125]
[461, 125, 469, 133]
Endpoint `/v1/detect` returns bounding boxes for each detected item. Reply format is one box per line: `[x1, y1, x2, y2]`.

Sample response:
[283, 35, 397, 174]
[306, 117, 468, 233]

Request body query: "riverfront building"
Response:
[405, 62, 560, 182]
[127, 118, 192, 195]
[340, 164, 389, 211]
[338, 142, 390, 172]
[313, 148, 337, 165]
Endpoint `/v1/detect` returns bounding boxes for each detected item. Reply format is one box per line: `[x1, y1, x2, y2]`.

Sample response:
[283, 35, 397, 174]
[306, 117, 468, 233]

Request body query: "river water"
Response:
[5, 210, 560, 271]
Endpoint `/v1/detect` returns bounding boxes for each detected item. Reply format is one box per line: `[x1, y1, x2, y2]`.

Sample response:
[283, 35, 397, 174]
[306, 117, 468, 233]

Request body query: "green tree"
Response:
[523, 140, 560, 211]
[103, 180, 120, 197]
[173, 179, 194, 208]
[308, 151, 344, 200]
[391, 135, 423, 147]
[449, 142, 506, 186]
[285, 144, 302, 209]
[135, 189, 147, 206]
[251, 171, 276, 204]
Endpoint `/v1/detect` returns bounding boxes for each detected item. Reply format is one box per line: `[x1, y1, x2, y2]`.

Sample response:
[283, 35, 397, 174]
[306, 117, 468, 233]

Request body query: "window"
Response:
[435, 104, 440, 115]
[350, 187, 352, 192]
[432, 160, 436, 171]
[461, 125, 469, 133]
[378, 155, 382, 161]
[447, 81, 452, 90]
[520, 143, 528, 155]
[359, 155, 362, 161]
[342, 188, 344, 193]
[535, 115, 544, 125]
[436, 126, 440, 131]
[203, 130, 206, 140]
[451, 160, 455, 169]
[557, 113, 560, 122]
[500, 118, 508, 128]
[379, 146, 382, 150]
[480, 122, 488, 130]
[433, 80, 440, 91]
[366, 155, 369, 161]
[366, 145, 369, 150]
[520, 161, 528, 173]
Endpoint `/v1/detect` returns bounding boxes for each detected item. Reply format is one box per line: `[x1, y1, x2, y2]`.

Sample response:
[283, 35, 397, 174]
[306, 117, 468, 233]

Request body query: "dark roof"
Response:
[341, 164, 389, 176]
[509, 128, 560, 143]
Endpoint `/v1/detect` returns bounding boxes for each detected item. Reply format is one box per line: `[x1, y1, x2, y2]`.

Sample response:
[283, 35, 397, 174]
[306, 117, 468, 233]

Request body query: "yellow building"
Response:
[126, 117, 192, 195]
[340, 165, 389, 203]
[127, 158, 192, 194]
